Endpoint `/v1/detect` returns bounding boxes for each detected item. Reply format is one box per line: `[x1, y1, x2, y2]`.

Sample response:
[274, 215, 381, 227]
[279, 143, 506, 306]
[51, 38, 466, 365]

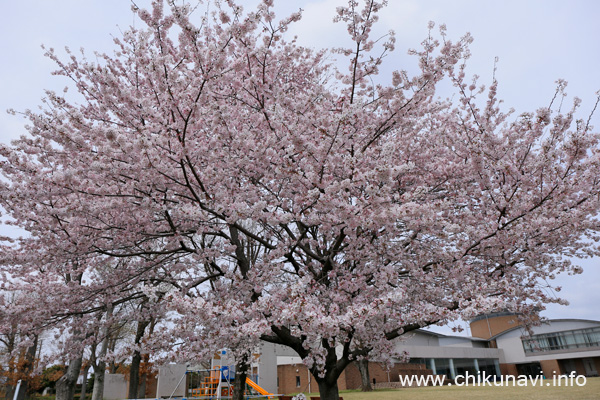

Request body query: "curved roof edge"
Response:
[414, 328, 490, 341]
[469, 311, 520, 323]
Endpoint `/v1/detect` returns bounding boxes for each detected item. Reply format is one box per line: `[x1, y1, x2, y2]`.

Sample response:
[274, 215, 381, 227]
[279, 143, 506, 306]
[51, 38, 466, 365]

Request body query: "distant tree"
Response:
[0, 297, 20, 400]
[356, 359, 372, 392]
[1, 1, 600, 399]
[40, 365, 66, 392]
[0, 294, 43, 400]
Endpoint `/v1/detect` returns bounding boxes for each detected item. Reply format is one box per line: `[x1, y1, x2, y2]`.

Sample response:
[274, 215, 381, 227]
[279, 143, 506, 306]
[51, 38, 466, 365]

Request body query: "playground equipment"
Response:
[244, 378, 273, 397]
[174, 350, 276, 399]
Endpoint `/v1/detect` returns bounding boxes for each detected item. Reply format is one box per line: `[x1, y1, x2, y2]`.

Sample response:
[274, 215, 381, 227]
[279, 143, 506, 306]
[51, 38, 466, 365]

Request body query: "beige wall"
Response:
[470, 315, 522, 339]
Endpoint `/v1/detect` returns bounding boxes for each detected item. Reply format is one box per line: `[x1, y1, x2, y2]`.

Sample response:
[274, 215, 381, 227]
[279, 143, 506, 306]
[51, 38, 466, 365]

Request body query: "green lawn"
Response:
[294, 376, 600, 400]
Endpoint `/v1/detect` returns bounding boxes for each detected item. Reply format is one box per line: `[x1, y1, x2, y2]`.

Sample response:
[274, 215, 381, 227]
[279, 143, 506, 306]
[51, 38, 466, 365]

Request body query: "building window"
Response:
[477, 359, 500, 377]
[453, 358, 477, 376]
[522, 326, 600, 353]
[432, 358, 451, 377]
[296, 376, 301, 387]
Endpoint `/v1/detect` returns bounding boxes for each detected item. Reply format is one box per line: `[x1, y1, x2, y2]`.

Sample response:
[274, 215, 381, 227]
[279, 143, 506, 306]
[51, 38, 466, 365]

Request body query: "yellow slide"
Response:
[245, 377, 275, 398]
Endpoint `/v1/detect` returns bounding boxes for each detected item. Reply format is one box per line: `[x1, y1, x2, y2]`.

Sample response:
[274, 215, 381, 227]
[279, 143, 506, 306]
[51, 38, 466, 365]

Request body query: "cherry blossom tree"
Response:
[1, 1, 600, 399]
[0, 245, 167, 400]
[0, 293, 35, 400]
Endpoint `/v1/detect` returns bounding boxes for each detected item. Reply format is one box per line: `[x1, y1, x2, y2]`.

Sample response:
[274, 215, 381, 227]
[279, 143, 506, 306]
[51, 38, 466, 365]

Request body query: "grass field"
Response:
[295, 376, 600, 399]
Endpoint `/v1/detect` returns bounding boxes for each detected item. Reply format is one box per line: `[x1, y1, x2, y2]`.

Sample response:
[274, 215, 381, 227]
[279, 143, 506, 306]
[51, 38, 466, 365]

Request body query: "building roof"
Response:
[414, 328, 489, 342]
[469, 311, 520, 323]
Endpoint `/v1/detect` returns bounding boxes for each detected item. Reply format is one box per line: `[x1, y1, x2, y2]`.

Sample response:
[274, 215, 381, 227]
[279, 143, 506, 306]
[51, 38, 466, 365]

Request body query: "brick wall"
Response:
[573, 359, 587, 376]
[344, 362, 431, 389]
[499, 363, 518, 376]
[540, 359, 562, 378]
[276, 364, 346, 395]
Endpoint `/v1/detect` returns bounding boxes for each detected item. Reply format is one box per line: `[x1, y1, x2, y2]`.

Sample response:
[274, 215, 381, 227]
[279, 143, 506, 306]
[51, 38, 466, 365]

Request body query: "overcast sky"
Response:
[1, 0, 599, 336]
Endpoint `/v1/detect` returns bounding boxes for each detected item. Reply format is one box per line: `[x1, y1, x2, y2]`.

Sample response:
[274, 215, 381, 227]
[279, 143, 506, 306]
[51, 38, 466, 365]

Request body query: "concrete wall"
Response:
[258, 343, 278, 394]
[104, 374, 128, 400]
[156, 364, 187, 398]
[494, 328, 527, 364]
[438, 337, 484, 348]
[401, 331, 440, 347]
[277, 356, 303, 365]
[394, 343, 503, 360]
[271, 343, 300, 357]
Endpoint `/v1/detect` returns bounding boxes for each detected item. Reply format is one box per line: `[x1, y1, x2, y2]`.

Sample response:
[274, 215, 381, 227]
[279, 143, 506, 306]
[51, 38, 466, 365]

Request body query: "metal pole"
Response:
[12, 380, 22, 400]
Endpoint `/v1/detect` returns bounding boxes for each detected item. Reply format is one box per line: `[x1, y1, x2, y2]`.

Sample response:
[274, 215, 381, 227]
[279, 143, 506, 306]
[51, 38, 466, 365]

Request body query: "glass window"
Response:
[453, 358, 477, 376]
[522, 326, 600, 353]
[433, 359, 451, 377]
[425, 359, 435, 371]
[477, 359, 499, 377]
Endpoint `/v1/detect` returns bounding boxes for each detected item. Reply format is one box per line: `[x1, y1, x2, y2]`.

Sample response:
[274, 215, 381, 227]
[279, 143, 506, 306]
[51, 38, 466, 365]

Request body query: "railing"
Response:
[522, 326, 600, 354]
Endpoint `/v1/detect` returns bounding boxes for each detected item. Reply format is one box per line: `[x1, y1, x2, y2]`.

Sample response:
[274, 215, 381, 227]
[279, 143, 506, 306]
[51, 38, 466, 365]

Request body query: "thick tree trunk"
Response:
[356, 359, 372, 391]
[315, 378, 340, 400]
[231, 353, 249, 400]
[91, 306, 113, 400]
[262, 328, 347, 400]
[137, 354, 149, 399]
[128, 320, 150, 399]
[313, 349, 343, 400]
[128, 351, 141, 399]
[79, 363, 90, 400]
[137, 374, 146, 399]
[56, 355, 83, 400]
